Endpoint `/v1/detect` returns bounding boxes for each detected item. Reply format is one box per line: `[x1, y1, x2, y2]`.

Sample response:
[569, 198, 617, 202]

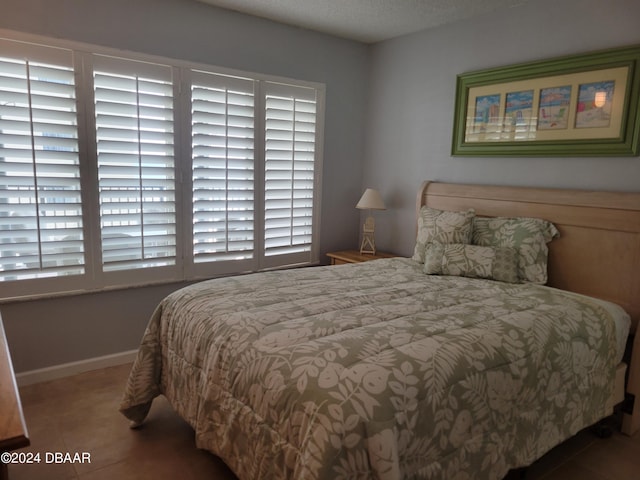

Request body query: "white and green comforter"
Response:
[120, 258, 623, 480]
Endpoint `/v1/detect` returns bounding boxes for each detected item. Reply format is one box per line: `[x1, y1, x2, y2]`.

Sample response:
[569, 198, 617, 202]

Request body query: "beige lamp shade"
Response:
[356, 188, 386, 210]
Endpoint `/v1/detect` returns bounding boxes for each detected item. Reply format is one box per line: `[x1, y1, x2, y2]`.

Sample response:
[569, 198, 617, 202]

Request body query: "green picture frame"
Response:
[451, 45, 640, 156]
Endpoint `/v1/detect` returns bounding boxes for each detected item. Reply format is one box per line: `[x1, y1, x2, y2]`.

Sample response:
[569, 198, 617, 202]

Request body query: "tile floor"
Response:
[7, 363, 640, 479]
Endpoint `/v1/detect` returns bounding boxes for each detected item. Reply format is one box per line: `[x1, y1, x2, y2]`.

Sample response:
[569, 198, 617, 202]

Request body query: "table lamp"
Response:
[356, 188, 386, 255]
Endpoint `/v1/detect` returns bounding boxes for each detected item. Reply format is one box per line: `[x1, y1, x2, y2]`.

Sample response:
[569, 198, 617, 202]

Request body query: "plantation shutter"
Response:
[263, 82, 318, 265]
[0, 41, 84, 282]
[0, 31, 324, 299]
[92, 55, 176, 272]
[191, 71, 255, 265]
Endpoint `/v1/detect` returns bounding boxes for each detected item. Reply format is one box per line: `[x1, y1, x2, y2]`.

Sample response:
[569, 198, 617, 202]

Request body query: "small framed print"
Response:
[576, 80, 615, 129]
[538, 86, 571, 130]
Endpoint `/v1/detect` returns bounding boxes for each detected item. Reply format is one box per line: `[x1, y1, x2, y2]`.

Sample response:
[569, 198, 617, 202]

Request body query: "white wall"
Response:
[0, 0, 369, 372]
[365, 0, 640, 257]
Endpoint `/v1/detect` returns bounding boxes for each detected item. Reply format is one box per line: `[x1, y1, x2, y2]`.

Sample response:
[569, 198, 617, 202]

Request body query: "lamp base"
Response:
[359, 233, 376, 255]
[360, 216, 376, 255]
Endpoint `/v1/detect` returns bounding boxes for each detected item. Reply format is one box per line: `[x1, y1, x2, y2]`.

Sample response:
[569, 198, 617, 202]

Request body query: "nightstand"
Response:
[326, 249, 396, 265]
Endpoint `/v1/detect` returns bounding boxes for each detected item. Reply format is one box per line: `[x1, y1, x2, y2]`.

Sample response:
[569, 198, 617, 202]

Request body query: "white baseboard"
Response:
[15, 349, 138, 386]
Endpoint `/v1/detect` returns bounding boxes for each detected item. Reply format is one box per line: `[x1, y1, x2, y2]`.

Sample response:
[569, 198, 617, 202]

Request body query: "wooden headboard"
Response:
[417, 181, 640, 333]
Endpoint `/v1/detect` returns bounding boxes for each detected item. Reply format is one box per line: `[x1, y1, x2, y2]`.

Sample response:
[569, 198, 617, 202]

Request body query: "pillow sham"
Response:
[424, 243, 519, 283]
[412, 206, 475, 263]
[472, 216, 559, 284]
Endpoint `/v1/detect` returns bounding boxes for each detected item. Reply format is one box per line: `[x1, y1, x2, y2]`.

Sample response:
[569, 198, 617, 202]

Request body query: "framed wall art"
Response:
[451, 45, 640, 156]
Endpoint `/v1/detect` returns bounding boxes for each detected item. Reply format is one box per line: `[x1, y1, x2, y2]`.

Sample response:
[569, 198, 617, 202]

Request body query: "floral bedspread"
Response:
[120, 258, 619, 480]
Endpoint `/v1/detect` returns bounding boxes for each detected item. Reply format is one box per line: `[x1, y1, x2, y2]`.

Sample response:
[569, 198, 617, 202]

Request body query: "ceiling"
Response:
[195, 0, 530, 43]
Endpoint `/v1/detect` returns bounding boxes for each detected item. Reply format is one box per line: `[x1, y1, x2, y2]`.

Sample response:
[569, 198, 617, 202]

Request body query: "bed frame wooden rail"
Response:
[417, 180, 640, 436]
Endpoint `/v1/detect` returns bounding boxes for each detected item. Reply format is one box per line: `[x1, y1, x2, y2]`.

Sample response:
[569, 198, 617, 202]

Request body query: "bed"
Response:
[120, 180, 640, 480]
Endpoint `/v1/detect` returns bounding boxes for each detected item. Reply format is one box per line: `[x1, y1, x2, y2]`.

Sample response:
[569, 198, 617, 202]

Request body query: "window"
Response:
[190, 71, 255, 268]
[93, 56, 176, 273]
[263, 82, 318, 268]
[0, 34, 324, 300]
[0, 41, 84, 290]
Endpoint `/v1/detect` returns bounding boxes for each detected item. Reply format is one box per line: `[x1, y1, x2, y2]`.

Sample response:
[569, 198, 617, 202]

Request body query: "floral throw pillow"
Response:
[412, 206, 475, 263]
[424, 243, 519, 283]
[472, 216, 560, 284]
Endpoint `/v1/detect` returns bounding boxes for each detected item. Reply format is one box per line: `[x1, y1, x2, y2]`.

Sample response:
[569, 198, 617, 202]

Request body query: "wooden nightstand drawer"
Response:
[326, 249, 395, 265]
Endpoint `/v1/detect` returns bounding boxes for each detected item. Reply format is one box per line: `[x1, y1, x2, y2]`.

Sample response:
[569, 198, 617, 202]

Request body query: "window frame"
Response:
[0, 29, 325, 301]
